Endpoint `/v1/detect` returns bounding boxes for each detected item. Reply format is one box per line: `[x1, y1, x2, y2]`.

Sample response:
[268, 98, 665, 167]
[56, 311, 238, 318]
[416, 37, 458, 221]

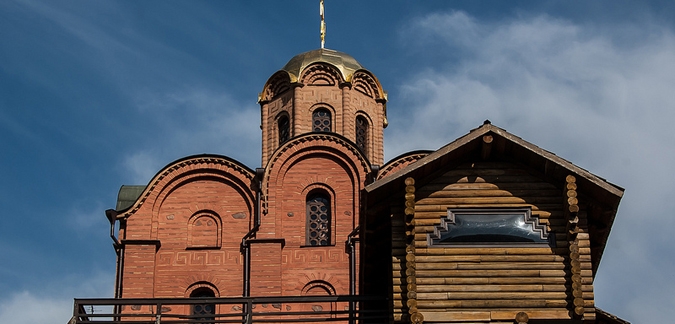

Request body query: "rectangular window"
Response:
[429, 208, 551, 246]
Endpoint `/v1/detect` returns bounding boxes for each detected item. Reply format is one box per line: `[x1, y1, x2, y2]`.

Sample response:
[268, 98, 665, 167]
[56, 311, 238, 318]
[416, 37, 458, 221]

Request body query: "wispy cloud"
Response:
[391, 11, 675, 323]
[0, 271, 113, 324]
[120, 88, 261, 185]
[122, 150, 163, 185]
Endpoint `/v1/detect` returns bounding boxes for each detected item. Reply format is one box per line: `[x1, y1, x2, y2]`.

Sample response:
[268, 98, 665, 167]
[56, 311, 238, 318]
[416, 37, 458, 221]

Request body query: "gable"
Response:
[366, 122, 624, 274]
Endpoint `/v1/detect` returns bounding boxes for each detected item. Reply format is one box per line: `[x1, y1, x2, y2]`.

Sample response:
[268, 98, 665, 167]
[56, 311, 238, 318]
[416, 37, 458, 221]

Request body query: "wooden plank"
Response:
[414, 204, 562, 212]
[419, 189, 561, 198]
[428, 175, 549, 184]
[417, 299, 568, 308]
[405, 262, 565, 271]
[415, 284, 566, 293]
[416, 269, 549, 277]
[416, 197, 563, 205]
[455, 262, 565, 270]
[415, 254, 565, 263]
[416, 247, 561, 255]
[490, 309, 571, 321]
[417, 291, 568, 300]
[421, 181, 559, 191]
[422, 310, 491, 322]
[415, 277, 567, 285]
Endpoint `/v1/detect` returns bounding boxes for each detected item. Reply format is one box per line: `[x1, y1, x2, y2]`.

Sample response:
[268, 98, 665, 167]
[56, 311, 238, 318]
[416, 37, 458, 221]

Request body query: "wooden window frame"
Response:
[427, 208, 552, 247]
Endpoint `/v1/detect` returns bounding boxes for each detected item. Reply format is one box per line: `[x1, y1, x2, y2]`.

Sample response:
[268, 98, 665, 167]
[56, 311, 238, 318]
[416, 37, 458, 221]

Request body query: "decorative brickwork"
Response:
[260, 53, 387, 166]
[102, 48, 625, 324]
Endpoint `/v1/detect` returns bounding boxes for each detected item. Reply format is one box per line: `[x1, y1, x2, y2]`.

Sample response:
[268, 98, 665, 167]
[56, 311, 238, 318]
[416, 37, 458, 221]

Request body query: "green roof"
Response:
[116, 185, 146, 211]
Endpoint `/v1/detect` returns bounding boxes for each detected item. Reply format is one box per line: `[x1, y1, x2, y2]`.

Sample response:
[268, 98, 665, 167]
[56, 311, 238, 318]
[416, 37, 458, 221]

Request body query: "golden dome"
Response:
[282, 48, 364, 83]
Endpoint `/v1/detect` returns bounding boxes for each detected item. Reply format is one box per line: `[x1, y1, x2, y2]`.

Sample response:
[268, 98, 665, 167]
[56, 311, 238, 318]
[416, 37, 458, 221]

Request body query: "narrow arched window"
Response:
[278, 114, 290, 145]
[312, 108, 332, 132]
[188, 212, 221, 248]
[190, 287, 215, 323]
[306, 192, 331, 246]
[356, 116, 368, 155]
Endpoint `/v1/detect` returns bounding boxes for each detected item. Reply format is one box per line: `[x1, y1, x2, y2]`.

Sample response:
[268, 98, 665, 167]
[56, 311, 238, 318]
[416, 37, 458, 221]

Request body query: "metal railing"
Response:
[71, 295, 389, 324]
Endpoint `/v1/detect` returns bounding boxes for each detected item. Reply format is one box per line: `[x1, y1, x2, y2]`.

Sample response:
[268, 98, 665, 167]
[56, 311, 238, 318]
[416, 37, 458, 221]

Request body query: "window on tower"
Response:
[278, 114, 290, 145]
[356, 116, 368, 156]
[312, 108, 332, 132]
[306, 191, 331, 246]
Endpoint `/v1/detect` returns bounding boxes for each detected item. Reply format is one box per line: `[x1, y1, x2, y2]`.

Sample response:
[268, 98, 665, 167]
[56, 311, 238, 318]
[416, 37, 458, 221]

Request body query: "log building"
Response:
[71, 47, 629, 324]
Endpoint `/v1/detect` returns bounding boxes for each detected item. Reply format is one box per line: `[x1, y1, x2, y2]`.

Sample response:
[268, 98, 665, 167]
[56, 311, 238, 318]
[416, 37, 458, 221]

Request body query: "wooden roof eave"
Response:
[366, 123, 623, 203]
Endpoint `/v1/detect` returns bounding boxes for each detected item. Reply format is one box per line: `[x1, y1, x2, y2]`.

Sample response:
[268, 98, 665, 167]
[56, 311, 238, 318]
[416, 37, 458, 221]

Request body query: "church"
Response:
[71, 45, 629, 324]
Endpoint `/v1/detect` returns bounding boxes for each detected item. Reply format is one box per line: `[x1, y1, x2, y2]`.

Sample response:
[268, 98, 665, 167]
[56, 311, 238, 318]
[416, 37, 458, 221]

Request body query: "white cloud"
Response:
[121, 88, 261, 184]
[123, 150, 163, 185]
[391, 11, 675, 323]
[0, 272, 113, 324]
[0, 291, 72, 324]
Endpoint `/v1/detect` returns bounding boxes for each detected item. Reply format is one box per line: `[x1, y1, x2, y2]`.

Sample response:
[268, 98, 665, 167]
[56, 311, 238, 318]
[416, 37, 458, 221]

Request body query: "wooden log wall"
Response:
[564, 175, 596, 322]
[391, 161, 593, 323]
[401, 177, 424, 324]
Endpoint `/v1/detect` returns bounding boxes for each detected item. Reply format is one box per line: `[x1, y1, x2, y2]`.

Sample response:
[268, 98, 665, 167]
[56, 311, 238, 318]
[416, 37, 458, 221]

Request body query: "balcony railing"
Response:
[70, 295, 389, 324]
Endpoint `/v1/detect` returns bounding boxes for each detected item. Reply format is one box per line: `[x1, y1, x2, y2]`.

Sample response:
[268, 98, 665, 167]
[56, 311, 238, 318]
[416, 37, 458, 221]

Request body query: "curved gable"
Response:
[300, 62, 344, 86]
[260, 70, 292, 103]
[378, 150, 432, 180]
[262, 133, 372, 216]
[117, 155, 255, 240]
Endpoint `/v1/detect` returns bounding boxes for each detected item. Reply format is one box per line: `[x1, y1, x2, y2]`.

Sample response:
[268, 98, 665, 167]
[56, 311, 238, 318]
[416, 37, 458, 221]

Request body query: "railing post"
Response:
[349, 300, 356, 324]
[155, 302, 162, 324]
[246, 299, 253, 324]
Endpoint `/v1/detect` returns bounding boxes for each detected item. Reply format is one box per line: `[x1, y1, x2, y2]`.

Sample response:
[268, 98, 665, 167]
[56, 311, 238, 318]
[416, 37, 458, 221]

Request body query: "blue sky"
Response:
[2, 1, 675, 323]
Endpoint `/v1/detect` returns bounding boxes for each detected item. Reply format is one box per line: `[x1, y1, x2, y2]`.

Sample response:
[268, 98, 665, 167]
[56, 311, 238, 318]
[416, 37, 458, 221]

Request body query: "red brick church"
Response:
[72, 47, 629, 324]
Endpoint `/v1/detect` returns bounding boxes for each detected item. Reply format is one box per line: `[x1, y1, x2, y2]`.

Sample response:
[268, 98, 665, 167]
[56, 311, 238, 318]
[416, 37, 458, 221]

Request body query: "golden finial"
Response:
[320, 0, 326, 48]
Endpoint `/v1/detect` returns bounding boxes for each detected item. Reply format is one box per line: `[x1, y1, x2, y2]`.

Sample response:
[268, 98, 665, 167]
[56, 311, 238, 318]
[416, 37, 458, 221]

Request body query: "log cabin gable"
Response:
[363, 122, 625, 323]
[366, 122, 624, 273]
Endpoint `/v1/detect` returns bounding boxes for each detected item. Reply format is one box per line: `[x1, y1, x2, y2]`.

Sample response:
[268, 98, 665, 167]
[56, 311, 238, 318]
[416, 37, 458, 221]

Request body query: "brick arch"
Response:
[261, 133, 371, 215]
[300, 63, 344, 86]
[302, 280, 336, 295]
[116, 156, 255, 238]
[352, 70, 384, 100]
[260, 70, 292, 102]
[378, 150, 432, 180]
[308, 103, 336, 119]
[150, 173, 254, 241]
[185, 281, 221, 298]
[187, 210, 222, 248]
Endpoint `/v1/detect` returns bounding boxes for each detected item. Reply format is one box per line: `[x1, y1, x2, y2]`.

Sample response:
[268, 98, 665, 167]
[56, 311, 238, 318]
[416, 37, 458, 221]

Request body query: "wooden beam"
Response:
[564, 175, 584, 319]
[403, 177, 424, 324]
[482, 134, 493, 160]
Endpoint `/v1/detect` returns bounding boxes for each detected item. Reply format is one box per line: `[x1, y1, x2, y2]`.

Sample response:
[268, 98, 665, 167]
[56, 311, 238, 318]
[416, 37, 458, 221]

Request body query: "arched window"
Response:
[306, 191, 331, 246]
[278, 114, 290, 145]
[190, 287, 215, 323]
[302, 280, 336, 314]
[355, 116, 368, 155]
[187, 212, 221, 248]
[312, 108, 332, 132]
